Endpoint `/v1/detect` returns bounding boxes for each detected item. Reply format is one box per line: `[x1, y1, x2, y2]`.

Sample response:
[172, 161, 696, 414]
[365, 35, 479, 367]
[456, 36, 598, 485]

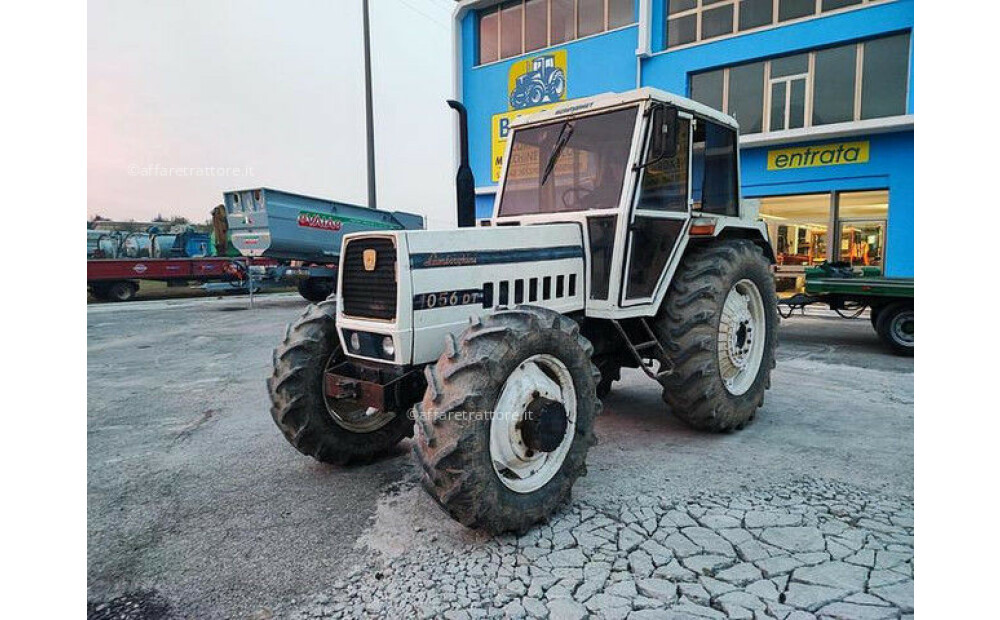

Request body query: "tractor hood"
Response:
[336, 224, 586, 366]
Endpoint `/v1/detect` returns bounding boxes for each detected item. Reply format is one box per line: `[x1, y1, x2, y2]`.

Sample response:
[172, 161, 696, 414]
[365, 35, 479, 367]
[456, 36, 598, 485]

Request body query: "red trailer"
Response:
[87, 257, 268, 302]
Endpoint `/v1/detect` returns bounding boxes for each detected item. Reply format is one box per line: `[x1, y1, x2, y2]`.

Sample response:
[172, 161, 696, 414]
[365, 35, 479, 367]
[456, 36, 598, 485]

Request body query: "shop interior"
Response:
[758, 189, 888, 294]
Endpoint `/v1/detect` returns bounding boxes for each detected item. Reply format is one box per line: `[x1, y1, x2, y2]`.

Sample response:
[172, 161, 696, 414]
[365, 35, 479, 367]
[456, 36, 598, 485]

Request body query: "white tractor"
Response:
[268, 88, 779, 533]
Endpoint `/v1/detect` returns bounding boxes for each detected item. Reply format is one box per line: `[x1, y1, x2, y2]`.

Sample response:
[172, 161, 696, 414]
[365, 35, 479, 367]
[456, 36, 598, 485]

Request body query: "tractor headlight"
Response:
[349, 332, 361, 352]
[382, 336, 395, 358]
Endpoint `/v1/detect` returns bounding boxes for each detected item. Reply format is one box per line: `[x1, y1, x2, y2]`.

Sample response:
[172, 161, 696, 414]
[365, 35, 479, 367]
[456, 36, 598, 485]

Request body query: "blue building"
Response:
[454, 0, 913, 283]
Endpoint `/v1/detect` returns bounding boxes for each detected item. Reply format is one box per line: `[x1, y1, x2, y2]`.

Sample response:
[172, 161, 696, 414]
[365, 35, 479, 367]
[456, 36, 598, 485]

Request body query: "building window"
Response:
[727, 62, 765, 134]
[689, 32, 910, 135]
[500, 2, 524, 60]
[837, 189, 888, 267]
[860, 33, 910, 119]
[768, 53, 808, 131]
[760, 189, 889, 293]
[480, 9, 500, 64]
[524, 0, 549, 51]
[478, 0, 637, 64]
[812, 43, 856, 126]
[665, 0, 890, 49]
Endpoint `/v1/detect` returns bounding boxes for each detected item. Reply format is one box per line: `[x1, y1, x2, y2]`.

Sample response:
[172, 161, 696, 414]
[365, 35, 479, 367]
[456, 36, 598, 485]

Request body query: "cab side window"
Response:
[691, 120, 739, 216]
[636, 115, 689, 212]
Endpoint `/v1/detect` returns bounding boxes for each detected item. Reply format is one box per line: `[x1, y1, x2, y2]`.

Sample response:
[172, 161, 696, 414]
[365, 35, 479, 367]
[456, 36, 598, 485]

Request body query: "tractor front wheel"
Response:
[413, 306, 600, 533]
[655, 240, 778, 432]
[268, 299, 413, 464]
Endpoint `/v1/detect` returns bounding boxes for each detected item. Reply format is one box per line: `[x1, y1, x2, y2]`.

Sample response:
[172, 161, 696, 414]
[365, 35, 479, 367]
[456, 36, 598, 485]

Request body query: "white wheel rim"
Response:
[718, 279, 767, 396]
[490, 354, 577, 494]
[890, 310, 914, 346]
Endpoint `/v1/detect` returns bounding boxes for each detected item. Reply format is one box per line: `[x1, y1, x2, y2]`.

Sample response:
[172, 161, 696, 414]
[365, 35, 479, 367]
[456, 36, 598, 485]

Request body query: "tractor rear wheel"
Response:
[413, 306, 600, 533]
[655, 240, 778, 432]
[268, 299, 413, 464]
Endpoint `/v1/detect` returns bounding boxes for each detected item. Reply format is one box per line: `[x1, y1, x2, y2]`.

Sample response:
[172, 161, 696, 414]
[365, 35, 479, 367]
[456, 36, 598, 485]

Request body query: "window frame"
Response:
[476, 0, 638, 66]
[759, 189, 890, 273]
[833, 189, 889, 269]
[690, 117, 740, 217]
[664, 0, 893, 52]
[689, 32, 910, 136]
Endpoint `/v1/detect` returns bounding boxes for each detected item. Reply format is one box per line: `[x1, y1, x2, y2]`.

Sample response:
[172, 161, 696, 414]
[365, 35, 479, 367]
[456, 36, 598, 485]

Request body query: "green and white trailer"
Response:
[779, 263, 913, 355]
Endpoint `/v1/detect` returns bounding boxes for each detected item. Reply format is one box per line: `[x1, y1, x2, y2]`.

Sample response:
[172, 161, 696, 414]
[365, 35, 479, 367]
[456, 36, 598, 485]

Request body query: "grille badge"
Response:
[363, 249, 377, 271]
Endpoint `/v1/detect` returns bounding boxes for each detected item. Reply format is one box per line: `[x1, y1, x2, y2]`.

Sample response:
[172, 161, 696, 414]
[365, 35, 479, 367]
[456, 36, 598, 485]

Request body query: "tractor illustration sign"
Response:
[508, 52, 567, 110]
[490, 50, 569, 181]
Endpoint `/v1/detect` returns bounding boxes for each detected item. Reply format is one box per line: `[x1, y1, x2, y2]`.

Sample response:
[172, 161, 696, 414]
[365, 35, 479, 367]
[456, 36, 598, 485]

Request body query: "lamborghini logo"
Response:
[363, 249, 377, 271]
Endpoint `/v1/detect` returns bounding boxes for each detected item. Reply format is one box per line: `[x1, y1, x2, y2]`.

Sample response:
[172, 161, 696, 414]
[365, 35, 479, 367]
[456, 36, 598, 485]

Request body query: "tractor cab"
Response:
[492, 88, 765, 318]
[533, 55, 553, 72]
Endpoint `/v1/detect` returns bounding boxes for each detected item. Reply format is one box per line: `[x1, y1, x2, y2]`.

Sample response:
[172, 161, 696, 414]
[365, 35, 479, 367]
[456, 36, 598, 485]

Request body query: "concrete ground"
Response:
[87, 295, 912, 619]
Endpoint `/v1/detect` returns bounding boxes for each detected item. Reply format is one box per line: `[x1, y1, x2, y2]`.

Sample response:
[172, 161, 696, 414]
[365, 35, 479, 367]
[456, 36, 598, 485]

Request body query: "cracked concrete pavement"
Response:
[282, 478, 912, 620]
[87, 295, 912, 619]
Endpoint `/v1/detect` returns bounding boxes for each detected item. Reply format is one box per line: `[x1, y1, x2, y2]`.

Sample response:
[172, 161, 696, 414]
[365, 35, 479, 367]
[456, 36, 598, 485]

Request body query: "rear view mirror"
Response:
[651, 105, 678, 160]
[636, 105, 678, 171]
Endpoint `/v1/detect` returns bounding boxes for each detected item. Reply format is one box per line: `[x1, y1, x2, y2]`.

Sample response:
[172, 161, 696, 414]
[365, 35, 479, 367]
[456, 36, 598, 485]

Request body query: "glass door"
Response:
[839, 221, 885, 267]
[836, 190, 889, 270]
[759, 193, 832, 294]
[622, 109, 692, 304]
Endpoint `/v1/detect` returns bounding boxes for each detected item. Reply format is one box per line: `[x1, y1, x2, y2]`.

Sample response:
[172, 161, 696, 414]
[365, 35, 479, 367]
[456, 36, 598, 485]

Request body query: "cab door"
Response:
[620, 107, 692, 306]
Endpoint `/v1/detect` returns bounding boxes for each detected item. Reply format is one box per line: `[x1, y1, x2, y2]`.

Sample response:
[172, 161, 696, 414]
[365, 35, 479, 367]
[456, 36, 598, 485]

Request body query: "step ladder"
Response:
[611, 318, 675, 380]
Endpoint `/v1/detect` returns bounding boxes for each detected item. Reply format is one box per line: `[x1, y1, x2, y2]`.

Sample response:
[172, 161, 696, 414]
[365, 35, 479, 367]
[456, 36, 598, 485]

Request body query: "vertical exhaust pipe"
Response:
[448, 100, 477, 228]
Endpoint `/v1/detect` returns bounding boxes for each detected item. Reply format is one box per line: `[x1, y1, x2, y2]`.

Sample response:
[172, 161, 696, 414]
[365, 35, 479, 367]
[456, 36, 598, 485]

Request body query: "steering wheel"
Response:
[561, 187, 594, 208]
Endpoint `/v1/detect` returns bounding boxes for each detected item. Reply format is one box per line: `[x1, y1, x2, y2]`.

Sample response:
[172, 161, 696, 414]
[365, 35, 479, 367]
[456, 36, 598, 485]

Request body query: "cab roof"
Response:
[509, 87, 739, 132]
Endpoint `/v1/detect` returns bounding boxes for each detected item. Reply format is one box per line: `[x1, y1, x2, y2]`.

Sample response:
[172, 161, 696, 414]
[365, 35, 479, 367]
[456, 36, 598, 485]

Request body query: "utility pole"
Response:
[362, 0, 377, 209]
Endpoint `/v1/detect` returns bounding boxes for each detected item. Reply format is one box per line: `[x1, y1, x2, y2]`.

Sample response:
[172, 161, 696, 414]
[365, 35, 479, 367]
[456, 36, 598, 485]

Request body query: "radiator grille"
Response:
[341, 237, 397, 320]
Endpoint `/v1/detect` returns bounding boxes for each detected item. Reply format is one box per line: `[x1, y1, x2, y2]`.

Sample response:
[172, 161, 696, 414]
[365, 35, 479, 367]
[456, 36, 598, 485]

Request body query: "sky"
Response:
[88, 0, 459, 229]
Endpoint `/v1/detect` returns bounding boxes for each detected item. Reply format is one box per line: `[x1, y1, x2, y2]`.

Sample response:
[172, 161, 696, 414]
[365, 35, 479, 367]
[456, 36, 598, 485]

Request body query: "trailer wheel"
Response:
[875, 301, 913, 356]
[297, 277, 336, 303]
[413, 306, 600, 533]
[106, 281, 138, 302]
[654, 240, 778, 432]
[869, 304, 883, 329]
[88, 283, 110, 301]
[268, 299, 413, 464]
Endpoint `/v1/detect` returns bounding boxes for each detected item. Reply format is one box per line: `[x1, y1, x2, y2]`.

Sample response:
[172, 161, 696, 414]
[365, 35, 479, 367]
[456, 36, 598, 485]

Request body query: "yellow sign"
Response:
[490, 103, 560, 182]
[507, 50, 568, 111]
[767, 141, 870, 170]
[489, 50, 570, 182]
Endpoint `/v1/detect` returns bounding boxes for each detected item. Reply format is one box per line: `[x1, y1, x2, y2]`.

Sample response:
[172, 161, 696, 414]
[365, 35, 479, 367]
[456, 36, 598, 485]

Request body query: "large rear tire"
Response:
[268, 299, 413, 464]
[655, 240, 778, 432]
[413, 306, 600, 533]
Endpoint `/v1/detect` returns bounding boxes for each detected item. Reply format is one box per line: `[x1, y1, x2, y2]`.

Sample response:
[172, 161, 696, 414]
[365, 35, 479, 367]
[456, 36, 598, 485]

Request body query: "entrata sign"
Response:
[767, 141, 870, 170]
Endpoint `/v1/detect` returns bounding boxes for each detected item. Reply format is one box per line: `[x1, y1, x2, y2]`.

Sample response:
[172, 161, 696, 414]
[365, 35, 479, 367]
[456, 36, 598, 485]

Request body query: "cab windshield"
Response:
[497, 106, 638, 217]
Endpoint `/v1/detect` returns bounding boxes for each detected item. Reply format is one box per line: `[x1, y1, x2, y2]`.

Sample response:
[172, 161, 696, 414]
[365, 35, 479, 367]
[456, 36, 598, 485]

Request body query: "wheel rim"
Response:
[718, 279, 767, 396]
[490, 354, 577, 494]
[321, 347, 396, 433]
[890, 310, 914, 347]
